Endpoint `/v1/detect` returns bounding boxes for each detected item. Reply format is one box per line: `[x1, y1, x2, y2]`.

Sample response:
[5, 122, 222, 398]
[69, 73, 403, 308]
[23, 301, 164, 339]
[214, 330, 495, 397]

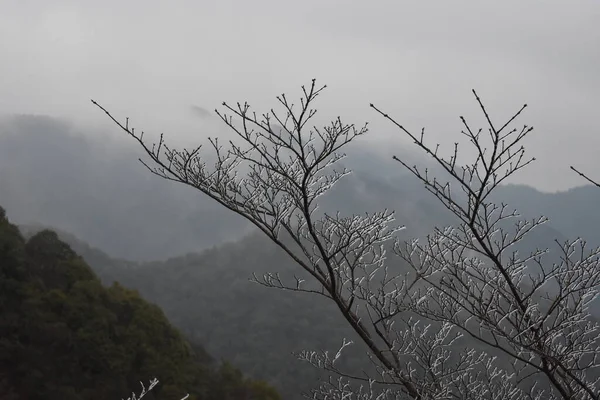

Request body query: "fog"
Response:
[1, 0, 598, 191]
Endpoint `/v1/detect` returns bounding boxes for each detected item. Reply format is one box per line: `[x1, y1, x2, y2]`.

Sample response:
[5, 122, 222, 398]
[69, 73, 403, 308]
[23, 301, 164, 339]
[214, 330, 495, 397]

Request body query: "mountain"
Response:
[494, 183, 600, 246]
[1, 114, 598, 265]
[3, 113, 600, 398]
[0, 115, 253, 261]
[0, 205, 280, 400]
[29, 219, 599, 400]
[23, 226, 378, 400]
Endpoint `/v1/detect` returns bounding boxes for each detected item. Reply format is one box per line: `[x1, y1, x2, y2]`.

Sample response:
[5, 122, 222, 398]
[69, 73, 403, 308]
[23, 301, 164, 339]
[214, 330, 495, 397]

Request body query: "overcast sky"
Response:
[1, 0, 598, 192]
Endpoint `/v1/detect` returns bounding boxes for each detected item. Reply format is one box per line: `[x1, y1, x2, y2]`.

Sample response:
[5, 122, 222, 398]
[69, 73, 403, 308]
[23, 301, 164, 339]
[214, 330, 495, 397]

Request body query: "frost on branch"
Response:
[121, 378, 189, 400]
[96, 82, 600, 399]
[373, 90, 600, 399]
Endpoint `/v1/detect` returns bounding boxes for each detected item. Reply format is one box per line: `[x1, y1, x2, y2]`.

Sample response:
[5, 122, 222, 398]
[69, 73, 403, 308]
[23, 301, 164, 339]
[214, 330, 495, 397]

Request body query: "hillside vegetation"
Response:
[0, 205, 280, 400]
[37, 221, 597, 399]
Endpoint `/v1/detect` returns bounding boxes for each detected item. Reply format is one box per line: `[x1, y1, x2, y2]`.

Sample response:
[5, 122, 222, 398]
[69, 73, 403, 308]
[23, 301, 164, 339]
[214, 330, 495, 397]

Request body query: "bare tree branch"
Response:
[570, 166, 600, 188]
[372, 90, 600, 399]
[97, 82, 600, 400]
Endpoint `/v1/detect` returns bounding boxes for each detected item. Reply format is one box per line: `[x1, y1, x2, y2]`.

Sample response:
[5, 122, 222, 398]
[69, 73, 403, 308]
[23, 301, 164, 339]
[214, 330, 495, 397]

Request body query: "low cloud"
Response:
[190, 105, 213, 119]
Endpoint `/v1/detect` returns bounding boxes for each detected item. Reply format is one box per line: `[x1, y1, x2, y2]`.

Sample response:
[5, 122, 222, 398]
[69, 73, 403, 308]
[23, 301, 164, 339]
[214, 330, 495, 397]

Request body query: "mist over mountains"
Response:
[1, 113, 598, 262]
[2, 112, 600, 399]
[0, 114, 254, 261]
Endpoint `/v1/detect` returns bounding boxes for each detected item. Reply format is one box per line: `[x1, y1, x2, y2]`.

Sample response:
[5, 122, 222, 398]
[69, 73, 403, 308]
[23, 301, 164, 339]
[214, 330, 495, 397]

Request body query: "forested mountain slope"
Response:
[0, 206, 280, 400]
[34, 220, 599, 400]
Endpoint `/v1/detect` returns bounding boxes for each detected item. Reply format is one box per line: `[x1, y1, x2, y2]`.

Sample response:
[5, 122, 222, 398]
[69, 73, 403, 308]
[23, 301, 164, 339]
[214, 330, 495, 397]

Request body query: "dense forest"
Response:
[0, 205, 280, 400]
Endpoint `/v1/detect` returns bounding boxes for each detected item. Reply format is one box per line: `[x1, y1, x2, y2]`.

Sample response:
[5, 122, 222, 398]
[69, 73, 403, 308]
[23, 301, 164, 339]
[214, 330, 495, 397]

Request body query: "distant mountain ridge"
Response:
[494, 183, 600, 246]
[1, 114, 598, 263]
[0, 114, 253, 261]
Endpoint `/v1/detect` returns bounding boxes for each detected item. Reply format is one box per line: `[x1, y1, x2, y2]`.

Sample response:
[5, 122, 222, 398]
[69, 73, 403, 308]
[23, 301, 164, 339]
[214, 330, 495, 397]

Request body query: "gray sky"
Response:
[1, 0, 598, 192]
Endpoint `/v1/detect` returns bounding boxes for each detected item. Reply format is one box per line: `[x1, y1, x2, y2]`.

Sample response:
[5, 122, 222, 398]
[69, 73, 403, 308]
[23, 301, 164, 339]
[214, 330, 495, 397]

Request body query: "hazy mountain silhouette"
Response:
[0, 115, 253, 261]
[1, 113, 598, 263]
